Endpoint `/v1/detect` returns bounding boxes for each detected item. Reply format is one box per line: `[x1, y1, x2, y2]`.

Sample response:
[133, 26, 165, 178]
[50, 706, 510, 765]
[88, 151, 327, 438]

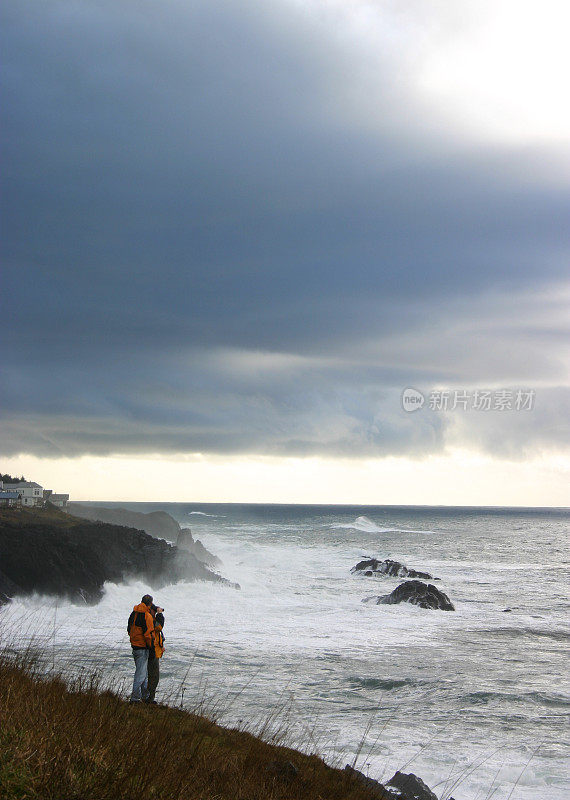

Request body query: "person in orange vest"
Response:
[145, 609, 165, 704]
[127, 593, 155, 703]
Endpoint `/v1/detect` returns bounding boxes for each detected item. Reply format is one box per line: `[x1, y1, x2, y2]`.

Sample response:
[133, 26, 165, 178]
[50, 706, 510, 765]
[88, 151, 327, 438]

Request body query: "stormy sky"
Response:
[1, 0, 569, 492]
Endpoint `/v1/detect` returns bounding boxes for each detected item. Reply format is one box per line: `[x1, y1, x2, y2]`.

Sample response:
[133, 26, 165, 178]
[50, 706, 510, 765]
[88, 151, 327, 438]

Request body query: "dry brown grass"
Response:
[0, 651, 394, 800]
[0, 505, 76, 529]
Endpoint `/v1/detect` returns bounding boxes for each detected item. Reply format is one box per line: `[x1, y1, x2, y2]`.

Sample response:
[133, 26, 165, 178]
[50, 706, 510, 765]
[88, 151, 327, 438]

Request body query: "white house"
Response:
[1, 481, 44, 506]
[47, 492, 70, 508]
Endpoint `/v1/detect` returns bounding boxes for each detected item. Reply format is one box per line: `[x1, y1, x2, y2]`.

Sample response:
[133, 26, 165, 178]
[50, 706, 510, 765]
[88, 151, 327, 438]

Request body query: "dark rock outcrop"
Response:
[385, 770, 439, 800]
[69, 503, 220, 567]
[344, 765, 387, 795]
[343, 766, 442, 799]
[351, 558, 437, 581]
[0, 508, 227, 605]
[0, 570, 20, 606]
[176, 528, 220, 568]
[363, 580, 455, 611]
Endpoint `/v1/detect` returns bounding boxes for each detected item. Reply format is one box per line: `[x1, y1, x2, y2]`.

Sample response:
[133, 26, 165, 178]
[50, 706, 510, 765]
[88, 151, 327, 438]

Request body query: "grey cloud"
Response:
[445, 387, 570, 459]
[1, 1, 569, 460]
[1, 334, 565, 460]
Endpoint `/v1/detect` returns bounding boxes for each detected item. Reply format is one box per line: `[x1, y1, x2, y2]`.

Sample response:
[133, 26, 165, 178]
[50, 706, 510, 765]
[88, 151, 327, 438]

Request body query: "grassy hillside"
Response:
[0, 654, 399, 800]
[0, 504, 79, 528]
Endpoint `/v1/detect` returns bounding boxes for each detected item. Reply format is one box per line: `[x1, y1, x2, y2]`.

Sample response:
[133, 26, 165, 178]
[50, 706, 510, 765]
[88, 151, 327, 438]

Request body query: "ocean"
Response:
[4, 503, 569, 799]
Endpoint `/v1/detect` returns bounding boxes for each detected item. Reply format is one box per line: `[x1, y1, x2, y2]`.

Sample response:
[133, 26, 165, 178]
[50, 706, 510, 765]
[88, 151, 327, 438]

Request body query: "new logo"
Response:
[401, 388, 425, 412]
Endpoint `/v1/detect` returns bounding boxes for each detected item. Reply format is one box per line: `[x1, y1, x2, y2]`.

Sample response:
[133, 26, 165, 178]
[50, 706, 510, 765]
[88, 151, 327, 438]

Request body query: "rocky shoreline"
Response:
[0, 506, 229, 605]
[68, 502, 221, 567]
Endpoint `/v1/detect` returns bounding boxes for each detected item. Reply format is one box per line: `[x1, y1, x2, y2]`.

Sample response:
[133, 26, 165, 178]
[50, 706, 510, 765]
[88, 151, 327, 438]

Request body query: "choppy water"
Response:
[3, 504, 569, 799]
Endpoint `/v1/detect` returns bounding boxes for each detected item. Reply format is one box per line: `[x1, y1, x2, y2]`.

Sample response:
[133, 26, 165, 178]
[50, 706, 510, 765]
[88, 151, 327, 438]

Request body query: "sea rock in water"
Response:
[364, 580, 455, 611]
[385, 770, 438, 800]
[351, 558, 437, 581]
[176, 528, 221, 568]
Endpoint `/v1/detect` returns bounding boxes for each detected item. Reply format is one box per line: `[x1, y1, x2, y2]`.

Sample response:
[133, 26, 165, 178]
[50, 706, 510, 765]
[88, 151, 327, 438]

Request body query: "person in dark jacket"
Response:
[145, 609, 165, 704]
[127, 593, 155, 703]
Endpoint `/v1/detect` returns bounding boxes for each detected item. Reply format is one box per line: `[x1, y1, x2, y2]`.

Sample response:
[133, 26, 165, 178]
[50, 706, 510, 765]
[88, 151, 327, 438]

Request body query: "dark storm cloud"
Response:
[1, 0, 569, 459]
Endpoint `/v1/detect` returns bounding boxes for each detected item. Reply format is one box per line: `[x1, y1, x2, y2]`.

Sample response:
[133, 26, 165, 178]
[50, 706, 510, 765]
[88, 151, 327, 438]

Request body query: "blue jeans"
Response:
[131, 648, 149, 701]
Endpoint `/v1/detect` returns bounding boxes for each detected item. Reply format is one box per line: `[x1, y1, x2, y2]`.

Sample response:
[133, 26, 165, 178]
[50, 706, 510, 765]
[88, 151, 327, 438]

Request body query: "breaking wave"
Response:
[331, 515, 433, 534]
[188, 511, 222, 517]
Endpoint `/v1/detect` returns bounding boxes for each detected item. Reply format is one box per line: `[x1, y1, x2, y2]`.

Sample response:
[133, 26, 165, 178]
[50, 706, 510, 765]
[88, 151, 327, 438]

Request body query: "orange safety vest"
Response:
[127, 603, 155, 649]
[153, 624, 165, 658]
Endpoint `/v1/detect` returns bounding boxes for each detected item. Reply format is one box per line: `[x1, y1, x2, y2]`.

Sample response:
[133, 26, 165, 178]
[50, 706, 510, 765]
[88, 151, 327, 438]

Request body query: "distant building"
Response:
[1, 481, 43, 506]
[48, 493, 69, 508]
[0, 491, 21, 507]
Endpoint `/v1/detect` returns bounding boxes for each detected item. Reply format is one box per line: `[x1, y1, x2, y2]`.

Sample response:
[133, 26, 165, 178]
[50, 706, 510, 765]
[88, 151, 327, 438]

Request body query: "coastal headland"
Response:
[0, 505, 225, 605]
[68, 502, 220, 567]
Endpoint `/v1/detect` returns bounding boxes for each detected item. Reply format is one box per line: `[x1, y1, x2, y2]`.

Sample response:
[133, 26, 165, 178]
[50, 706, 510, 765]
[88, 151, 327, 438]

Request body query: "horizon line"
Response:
[70, 499, 570, 511]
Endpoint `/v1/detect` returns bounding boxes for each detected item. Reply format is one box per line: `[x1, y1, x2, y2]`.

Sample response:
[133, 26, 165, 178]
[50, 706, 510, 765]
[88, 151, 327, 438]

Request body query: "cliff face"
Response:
[176, 528, 221, 567]
[68, 503, 181, 541]
[0, 507, 225, 605]
[68, 503, 220, 567]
